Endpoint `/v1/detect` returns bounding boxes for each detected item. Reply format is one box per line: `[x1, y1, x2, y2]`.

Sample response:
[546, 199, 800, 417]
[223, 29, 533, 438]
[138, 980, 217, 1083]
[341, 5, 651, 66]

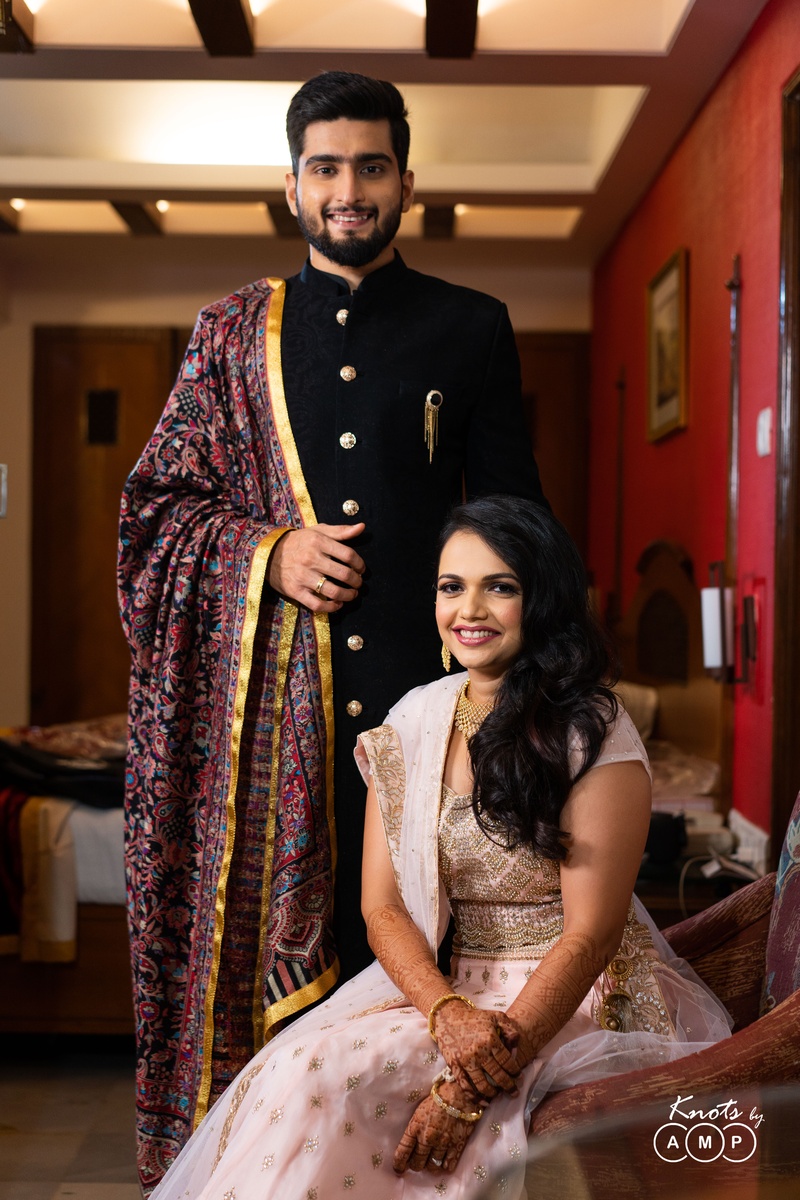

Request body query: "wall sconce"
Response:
[701, 561, 757, 683]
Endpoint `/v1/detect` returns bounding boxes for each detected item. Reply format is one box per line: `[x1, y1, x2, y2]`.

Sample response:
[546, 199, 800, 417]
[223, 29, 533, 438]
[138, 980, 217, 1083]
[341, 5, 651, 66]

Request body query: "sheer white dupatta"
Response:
[355, 672, 465, 956]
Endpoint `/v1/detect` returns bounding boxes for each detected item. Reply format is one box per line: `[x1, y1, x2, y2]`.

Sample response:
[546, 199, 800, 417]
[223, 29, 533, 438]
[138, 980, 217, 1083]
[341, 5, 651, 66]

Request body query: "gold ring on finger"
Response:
[314, 576, 326, 597]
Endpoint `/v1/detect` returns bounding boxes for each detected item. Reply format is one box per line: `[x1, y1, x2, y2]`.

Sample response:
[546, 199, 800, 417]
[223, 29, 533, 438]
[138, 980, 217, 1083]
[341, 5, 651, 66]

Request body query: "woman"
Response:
[153, 497, 731, 1199]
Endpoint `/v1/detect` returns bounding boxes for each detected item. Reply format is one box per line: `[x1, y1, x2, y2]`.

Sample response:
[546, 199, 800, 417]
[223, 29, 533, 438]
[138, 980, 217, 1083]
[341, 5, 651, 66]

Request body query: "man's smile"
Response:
[325, 208, 376, 229]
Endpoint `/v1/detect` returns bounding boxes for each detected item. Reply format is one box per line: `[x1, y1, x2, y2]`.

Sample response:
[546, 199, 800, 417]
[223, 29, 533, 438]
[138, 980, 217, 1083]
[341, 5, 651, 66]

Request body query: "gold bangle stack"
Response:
[430, 1070, 483, 1123]
[427, 992, 475, 1040]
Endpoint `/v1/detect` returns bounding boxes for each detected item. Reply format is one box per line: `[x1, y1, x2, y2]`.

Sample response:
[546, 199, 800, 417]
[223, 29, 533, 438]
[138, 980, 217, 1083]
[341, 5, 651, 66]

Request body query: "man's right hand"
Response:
[268, 522, 366, 613]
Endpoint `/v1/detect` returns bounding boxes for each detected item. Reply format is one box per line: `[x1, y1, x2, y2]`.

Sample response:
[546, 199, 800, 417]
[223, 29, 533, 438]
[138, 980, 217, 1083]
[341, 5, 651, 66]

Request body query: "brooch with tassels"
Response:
[424, 389, 444, 462]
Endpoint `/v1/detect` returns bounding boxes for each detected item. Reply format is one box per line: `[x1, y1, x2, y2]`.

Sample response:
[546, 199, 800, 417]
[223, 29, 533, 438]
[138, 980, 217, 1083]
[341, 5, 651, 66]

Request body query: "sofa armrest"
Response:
[661, 872, 775, 1029]
[662, 872, 775, 958]
[531, 987, 800, 1138]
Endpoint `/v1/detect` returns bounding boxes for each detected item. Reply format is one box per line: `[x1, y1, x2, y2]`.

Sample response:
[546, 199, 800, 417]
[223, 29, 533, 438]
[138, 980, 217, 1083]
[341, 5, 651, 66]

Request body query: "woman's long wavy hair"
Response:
[438, 496, 618, 861]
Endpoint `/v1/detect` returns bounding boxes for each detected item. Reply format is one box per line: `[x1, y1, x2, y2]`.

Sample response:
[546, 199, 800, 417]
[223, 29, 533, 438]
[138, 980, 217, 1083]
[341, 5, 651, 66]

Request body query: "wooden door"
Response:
[772, 68, 800, 860]
[515, 331, 590, 559]
[31, 328, 181, 725]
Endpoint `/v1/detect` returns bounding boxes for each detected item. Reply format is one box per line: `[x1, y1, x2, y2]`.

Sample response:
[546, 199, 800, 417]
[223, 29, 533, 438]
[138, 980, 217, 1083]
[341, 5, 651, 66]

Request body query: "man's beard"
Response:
[295, 200, 403, 269]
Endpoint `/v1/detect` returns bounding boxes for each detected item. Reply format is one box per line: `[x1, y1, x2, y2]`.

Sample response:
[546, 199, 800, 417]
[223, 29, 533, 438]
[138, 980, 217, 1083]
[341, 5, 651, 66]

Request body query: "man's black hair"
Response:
[286, 71, 410, 175]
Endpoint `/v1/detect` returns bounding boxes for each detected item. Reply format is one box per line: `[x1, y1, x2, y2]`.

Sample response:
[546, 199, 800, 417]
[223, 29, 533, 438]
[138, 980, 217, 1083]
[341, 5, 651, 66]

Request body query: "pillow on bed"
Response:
[646, 741, 720, 799]
[615, 680, 659, 741]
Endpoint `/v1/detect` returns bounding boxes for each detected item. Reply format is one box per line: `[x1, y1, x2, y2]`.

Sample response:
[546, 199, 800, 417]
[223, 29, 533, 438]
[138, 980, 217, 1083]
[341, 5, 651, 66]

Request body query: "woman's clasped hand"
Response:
[393, 997, 523, 1175]
[392, 1074, 481, 1175]
[431, 996, 522, 1100]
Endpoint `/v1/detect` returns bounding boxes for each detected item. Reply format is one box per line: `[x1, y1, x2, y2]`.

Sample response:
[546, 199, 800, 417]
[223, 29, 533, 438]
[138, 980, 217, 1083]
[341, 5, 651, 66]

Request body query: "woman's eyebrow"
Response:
[436, 572, 520, 582]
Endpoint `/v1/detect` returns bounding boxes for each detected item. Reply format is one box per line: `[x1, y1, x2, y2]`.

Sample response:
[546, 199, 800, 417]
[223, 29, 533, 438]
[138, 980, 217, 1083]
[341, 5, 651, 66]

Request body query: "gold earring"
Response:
[441, 643, 451, 672]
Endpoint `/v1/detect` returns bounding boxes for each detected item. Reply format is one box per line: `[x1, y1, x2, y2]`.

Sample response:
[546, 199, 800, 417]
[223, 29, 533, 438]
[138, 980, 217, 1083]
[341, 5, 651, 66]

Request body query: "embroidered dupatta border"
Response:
[194, 279, 337, 1126]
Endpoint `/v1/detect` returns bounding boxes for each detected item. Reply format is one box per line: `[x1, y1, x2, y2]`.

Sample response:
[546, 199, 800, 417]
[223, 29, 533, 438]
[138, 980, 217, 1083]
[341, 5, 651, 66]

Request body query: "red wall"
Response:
[589, 0, 800, 832]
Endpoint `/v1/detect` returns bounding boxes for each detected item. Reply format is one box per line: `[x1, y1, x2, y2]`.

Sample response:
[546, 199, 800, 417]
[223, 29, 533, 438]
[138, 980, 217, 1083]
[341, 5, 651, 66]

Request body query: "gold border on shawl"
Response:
[194, 524, 288, 1128]
[255, 278, 339, 1036]
[251, 598, 297, 1048]
[263, 958, 340, 1040]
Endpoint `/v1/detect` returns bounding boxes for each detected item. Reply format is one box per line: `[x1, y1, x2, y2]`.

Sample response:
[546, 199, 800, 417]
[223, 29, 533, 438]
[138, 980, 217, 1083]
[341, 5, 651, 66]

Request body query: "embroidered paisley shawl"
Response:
[118, 279, 337, 1194]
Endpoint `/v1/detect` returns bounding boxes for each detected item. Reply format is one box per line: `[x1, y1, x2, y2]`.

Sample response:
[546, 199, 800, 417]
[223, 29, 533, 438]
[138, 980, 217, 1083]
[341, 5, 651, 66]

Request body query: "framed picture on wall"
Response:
[647, 248, 688, 441]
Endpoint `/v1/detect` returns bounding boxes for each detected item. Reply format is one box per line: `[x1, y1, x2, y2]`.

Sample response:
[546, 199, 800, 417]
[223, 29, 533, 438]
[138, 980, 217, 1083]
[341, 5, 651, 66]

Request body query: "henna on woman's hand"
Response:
[432, 1002, 521, 1100]
[507, 931, 608, 1066]
[393, 1082, 481, 1175]
[366, 903, 438, 988]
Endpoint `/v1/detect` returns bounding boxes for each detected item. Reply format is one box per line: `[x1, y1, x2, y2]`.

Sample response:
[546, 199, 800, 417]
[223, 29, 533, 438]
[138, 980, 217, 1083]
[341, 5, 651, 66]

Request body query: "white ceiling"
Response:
[0, 0, 771, 260]
[24, 0, 693, 53]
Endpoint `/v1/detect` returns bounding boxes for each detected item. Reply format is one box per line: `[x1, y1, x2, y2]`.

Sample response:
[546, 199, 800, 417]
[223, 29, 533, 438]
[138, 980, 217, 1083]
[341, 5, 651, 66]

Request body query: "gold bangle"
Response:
[427, 992, 475, 1040]
[430, 1072, 483, 1123]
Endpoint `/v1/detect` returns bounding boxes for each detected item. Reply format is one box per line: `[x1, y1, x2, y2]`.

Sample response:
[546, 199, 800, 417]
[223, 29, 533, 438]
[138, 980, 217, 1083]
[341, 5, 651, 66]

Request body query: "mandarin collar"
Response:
[299, 251, 408, 297]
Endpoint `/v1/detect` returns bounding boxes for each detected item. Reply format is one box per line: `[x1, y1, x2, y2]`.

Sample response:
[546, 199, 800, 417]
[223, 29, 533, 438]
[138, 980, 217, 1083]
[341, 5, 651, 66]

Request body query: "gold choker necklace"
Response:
[454, 681, 495, 740]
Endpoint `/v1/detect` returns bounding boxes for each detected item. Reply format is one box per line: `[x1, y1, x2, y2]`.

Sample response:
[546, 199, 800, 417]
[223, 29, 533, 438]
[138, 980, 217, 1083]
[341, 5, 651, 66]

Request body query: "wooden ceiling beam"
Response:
[188, 0, 254, 58]
[267, 202, 302, 238]
[111, 202, 164, 236]
[0, 0, 35, 53]
[426, 0, 478, 60]
[423, 205, 455, 239]
[0, 201, 20, 234]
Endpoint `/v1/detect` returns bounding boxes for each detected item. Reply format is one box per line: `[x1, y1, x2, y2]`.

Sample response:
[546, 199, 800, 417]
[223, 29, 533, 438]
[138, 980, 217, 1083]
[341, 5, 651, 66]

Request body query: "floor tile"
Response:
[0, 1036, 139, 1196]
[0, 1132, 85, 1181]
[64, 1132, 138, 1183]
[0, 1185, 59, 1200]
[89, 1080, 137, 1137]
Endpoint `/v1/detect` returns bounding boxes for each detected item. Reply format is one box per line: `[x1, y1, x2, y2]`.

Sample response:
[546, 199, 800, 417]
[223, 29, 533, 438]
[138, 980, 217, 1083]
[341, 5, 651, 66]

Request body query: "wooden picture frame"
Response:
[647, 249, 688, 441]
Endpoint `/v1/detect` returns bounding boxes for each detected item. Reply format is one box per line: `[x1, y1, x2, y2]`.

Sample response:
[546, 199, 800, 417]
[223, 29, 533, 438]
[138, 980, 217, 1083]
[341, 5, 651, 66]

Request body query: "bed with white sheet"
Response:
[0, 716, 132, 1034]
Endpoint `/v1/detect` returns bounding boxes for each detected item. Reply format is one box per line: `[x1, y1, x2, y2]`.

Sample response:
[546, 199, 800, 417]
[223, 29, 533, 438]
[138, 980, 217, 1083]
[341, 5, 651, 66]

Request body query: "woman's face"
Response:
[436, 530, 524, 684]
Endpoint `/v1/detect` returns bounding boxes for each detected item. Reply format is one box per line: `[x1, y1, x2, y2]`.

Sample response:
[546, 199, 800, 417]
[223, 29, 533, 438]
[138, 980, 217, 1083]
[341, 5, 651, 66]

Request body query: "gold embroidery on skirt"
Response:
[212, 1063, 265, 1173]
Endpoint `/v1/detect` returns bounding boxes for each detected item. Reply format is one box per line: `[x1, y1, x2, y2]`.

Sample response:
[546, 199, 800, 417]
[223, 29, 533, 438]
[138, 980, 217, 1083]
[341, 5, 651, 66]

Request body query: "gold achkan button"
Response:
[339, 432, 357, 450]
[340, 365, 357, 382]
[346, 700, 363, 717]
[347, 635, 364, 651]
[342, 499, 360, 516]
[336, 308, 349, 326]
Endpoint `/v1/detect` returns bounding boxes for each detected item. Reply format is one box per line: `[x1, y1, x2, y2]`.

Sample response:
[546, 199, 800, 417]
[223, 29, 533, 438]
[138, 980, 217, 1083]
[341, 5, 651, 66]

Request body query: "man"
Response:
[118, 71, 546, 1193]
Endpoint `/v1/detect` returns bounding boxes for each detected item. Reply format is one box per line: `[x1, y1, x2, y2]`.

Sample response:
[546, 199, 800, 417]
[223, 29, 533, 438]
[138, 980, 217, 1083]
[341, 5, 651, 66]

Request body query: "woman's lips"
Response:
[452, 627, 499, 646]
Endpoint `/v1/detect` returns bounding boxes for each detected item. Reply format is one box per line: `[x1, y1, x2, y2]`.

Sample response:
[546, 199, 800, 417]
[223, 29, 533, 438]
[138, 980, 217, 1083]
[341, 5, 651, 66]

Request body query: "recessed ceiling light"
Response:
[155, 199, 170, 213]
[10, 198, 26, 211]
